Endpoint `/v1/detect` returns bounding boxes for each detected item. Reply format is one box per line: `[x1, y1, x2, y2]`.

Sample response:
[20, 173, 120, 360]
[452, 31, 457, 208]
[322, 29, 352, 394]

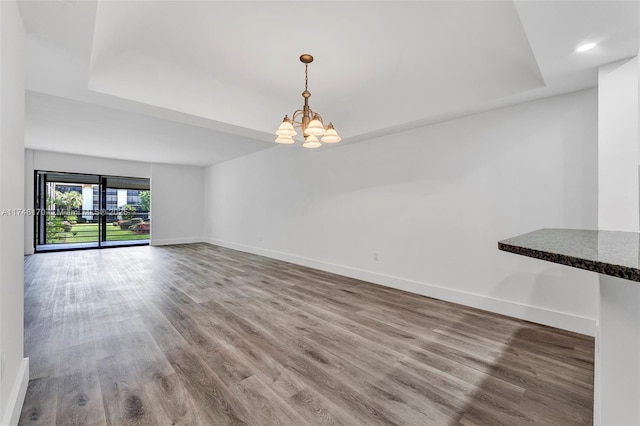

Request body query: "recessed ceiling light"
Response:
[575, 42, 596, 53]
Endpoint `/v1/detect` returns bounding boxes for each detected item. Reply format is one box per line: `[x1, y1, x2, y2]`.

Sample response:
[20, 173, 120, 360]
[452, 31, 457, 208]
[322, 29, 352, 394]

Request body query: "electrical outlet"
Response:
[373, 252, 379, 262]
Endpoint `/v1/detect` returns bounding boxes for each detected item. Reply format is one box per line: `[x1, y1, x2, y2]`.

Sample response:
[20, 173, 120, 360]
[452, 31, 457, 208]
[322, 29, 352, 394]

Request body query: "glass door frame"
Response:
[34, 170, 150, 252]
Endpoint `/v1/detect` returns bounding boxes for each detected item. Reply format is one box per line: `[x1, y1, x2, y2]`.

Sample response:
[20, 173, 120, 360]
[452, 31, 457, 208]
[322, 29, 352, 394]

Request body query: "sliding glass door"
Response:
[103, 176, 151, 247]
[35, 172, 101, 250]
[35, 171, 150, 251]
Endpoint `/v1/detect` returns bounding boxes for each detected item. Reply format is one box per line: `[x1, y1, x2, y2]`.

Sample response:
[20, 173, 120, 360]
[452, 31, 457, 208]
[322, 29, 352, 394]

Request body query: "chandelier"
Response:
[275, 54, 341, 148]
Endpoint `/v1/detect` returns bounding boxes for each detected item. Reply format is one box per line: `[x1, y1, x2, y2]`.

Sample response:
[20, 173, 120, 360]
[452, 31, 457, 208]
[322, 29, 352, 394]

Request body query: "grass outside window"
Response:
[49, 222, 149, 244]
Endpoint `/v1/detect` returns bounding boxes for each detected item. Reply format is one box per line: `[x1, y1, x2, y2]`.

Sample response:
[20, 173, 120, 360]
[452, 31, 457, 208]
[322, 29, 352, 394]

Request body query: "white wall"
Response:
[598, 57, 639, 232]
[150, 163, 204, 245]
[593, 56, 640, 426]
[24, 150, 205, 249]
[205, 89, 599, 335]
[0, 1, 29, 424]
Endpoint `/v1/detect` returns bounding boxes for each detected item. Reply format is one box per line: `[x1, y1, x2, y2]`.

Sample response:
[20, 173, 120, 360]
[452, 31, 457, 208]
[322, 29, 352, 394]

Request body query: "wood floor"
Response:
[20, 243, 594, 425]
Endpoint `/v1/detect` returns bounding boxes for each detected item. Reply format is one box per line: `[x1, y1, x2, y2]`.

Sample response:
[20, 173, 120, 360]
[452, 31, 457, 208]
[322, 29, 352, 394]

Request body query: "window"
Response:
[35, 171, 151, 251]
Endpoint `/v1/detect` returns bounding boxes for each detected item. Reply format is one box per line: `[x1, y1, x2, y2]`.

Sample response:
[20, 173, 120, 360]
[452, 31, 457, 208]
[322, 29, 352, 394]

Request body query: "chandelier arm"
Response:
[291, 109, 305, 127]
[291, 108, 318, 128]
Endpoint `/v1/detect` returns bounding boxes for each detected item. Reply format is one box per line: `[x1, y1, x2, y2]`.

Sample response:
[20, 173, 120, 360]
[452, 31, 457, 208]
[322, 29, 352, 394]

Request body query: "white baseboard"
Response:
[150, 237, 204, 246]
[1, 357, 29, 426]
[206, 238, 596, 336]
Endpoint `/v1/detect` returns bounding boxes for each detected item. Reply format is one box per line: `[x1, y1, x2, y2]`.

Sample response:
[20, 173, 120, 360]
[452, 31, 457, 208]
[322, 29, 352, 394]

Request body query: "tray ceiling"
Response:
[18, 0, 639, 164]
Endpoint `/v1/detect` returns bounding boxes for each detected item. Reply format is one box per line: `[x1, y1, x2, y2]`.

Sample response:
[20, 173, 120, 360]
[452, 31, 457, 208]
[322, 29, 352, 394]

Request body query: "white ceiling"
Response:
[25, 91, 269, 167]
[18, 0, 640, 166]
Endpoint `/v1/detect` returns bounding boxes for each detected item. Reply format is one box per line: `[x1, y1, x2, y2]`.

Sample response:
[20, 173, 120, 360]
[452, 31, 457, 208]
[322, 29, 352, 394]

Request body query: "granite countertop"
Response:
[498, 228, 640, 282]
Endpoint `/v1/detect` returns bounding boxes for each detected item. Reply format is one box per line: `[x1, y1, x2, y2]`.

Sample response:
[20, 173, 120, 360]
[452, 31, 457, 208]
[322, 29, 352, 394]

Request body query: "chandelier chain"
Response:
[305, 64, 309, 92]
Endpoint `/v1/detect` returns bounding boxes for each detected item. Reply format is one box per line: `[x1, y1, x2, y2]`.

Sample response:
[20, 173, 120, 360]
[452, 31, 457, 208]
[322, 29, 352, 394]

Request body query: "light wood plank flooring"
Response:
[20, 243, 594, 425]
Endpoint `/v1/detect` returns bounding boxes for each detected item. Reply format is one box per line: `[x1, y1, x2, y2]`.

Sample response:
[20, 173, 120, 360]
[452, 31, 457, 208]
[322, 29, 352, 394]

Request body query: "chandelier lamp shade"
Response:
[275, 54, 342, 148]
